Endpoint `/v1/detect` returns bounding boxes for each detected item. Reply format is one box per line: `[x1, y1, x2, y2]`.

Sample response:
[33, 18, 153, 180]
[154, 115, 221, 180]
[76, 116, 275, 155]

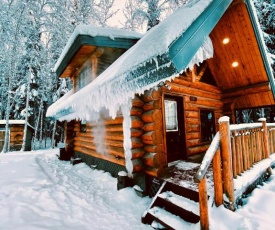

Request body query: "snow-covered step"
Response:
[159, 191, 199, 216]
[142, 181, 201, 228]
[148, 206, 197, 230]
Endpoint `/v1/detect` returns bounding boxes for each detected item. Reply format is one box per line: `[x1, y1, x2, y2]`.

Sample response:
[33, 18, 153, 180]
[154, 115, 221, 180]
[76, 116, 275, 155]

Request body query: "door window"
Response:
[164, 100, 178, 131]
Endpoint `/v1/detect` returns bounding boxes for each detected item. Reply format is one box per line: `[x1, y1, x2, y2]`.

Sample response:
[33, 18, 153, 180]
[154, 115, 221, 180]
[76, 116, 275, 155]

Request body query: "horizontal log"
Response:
[74, 146, 143, 173]
[142, 131, 163, 145]
[130, 107, 143, 116]
[141, 109, 162, 123]
[187, 144, 209, 155]
[142, 152, 160, 167]
[171, 77, 221, 94]
[107, 146, 124, 158]
[144, 166, 165, 177]
[184, 102, 200, 111]
[186, 132, 200, 140]
[185, 97, 223, 109]
[164, 82, 221, 100]
[185, 111, 199, 119]
[132, 148, 146, 159]
[74, 146, 125, 166]
[142, 122, 163, 132]
[132, 158, 144, 172]
[185, 118, 200, 125]
[131, 137, 144, 149]
[142, 88, 161, 102]
[186, 139, 200, 147]
[222, 82, 270, 100]
[131, 116, 144, 128]
[132, 95, 144, 107]
[144, 144, 165, 154]
[186, 124, 200, 133]
[131, 128, 143, 137]
[143, 100, 162, 111]
[74, 136, 143, 149]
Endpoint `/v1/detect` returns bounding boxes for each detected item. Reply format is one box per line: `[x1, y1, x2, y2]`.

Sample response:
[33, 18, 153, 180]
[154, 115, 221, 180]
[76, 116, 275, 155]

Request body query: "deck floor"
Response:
[162, 160, 214, 192]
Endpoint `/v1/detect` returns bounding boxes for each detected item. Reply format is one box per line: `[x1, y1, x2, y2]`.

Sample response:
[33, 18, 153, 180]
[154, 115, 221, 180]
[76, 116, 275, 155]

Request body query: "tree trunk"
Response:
[21, 71, 31, 151]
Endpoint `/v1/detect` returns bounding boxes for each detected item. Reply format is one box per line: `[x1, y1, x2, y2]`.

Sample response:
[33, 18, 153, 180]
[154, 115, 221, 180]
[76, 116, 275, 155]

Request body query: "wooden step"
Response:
[142, 181, 200, 228]
[147, 206, 197, 230]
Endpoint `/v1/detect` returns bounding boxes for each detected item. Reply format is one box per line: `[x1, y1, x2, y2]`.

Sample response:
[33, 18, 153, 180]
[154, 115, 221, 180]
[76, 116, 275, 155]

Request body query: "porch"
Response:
[142, 117, 275, 229]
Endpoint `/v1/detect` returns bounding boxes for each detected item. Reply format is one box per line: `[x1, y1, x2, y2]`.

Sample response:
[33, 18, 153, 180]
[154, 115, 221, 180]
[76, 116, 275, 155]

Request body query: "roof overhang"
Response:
[169, 0, 232, 71]
[47, 0, 275, 121]
[245, 0, 275, 98]
[56, 35, 141, 78]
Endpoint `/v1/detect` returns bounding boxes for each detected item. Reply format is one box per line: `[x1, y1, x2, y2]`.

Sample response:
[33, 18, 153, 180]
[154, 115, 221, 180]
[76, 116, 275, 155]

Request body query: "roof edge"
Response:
[168, 0, 232, 71]
[55, 35, 140, 77]
[245, 0, 275, 99]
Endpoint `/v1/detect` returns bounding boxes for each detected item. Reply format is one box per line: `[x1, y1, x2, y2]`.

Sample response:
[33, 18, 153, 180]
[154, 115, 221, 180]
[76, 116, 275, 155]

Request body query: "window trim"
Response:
[80, 120, 87, 133]
[200, 109, 215, 143]
[164, 99, 179, 132]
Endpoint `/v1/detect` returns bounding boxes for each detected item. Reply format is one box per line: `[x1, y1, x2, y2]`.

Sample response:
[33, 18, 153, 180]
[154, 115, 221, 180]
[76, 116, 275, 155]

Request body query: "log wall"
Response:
[141, 89, 166, 177]
[164, 77, 223, 157]
[71, 75, 223, 177]
[73, 95, 145, 173]
[0, 125, 33, 151]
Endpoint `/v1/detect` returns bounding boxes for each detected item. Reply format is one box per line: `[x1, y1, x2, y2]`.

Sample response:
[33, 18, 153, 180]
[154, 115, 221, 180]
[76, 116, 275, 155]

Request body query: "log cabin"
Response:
[47, 0, 275, 228]
[0, 120, 34, 151]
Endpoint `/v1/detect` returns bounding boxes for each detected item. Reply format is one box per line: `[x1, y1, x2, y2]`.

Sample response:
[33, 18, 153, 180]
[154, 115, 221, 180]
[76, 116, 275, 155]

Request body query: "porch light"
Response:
[232, 61, 239, 67]
[222, 38, 230, 44]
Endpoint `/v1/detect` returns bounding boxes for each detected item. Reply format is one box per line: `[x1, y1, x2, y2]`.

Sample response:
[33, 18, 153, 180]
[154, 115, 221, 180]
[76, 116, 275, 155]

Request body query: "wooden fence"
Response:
[194, 117, 275, 230]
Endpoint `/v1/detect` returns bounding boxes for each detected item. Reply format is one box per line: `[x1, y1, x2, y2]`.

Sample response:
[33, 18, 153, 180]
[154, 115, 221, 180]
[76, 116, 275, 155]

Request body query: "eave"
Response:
[55, 35, 140, 78]
[169, 0, 232, 71]
[245, 0, 275, 98]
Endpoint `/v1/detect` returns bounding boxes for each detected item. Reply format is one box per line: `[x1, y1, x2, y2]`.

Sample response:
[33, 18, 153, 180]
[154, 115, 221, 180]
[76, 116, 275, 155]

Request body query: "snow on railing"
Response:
[194, 117, 275, 230]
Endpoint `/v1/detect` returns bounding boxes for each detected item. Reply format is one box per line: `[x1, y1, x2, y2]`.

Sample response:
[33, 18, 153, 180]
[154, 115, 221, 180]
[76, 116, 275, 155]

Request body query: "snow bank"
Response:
[0, 150, 151, 230]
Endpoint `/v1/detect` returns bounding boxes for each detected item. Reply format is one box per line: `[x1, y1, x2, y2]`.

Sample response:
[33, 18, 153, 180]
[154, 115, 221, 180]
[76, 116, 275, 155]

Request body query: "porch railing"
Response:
[194, 116, 275, 230]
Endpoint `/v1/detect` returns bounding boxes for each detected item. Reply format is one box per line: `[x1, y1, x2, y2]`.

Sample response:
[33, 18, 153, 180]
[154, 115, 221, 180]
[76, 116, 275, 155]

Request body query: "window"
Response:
[80, 120, 87, 133]
[200, 110, 215, 142]
[78, 67, 89, 90]
[164, 100, 178, 131]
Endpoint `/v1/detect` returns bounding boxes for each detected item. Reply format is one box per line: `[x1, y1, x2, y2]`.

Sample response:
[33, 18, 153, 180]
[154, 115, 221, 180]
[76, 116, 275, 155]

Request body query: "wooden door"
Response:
[164, 95, 186, 163]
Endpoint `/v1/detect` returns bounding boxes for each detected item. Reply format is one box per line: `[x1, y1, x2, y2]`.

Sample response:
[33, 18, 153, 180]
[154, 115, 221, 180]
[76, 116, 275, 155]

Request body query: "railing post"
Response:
[218, 116, 235, 210]
[199, 177, 209, 230]
[212, 149, 223, 206]
[259, 118, 270, 159]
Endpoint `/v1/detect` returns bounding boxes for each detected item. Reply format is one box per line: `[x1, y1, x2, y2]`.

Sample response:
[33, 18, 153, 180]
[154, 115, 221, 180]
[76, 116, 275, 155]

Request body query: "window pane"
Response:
[200, 110, 215, 142]
[80, 120, 87, 133]
[165, 100, 178, 131]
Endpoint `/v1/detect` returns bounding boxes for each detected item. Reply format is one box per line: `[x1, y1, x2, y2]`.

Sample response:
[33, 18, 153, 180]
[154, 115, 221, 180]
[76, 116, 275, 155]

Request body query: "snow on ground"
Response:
[0, 149, 275, 230]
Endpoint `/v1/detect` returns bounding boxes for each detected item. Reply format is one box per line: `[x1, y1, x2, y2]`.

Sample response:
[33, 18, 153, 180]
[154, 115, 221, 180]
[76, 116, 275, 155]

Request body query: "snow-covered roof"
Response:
[54, 25, 143, 73]
[47, 0, 229, 121]
[0, 120, 34, 129]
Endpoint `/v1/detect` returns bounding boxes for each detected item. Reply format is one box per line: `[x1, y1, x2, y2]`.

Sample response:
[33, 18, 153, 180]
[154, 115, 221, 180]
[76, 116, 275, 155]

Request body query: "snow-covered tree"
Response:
[253, 0, 275, 74]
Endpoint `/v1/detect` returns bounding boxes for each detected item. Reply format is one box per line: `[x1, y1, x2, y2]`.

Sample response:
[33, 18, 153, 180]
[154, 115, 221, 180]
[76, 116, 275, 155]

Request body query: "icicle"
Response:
[121, 99, 133, 177]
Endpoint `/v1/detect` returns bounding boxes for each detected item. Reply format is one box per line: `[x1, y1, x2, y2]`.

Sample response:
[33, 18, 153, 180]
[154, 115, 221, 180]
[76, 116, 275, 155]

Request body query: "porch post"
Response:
[259, 118, 270, 159]
[218, 116, 235, 210]
[198, 177, 209, 230]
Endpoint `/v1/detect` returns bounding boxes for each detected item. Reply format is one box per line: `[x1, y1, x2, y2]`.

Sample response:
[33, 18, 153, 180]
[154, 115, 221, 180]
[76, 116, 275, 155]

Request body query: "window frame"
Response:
[164, 99, 179, 132]
[80, 120, 87, 133]
[200, 109, 215, 143]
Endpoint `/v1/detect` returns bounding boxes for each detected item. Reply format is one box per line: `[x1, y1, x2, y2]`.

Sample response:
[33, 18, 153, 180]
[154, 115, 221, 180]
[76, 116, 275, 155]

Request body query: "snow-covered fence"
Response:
[194, 116, 275, 230]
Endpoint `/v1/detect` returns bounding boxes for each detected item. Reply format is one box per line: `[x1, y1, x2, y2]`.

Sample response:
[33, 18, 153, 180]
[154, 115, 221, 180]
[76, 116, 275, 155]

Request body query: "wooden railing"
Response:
[194, 117, 275, 230]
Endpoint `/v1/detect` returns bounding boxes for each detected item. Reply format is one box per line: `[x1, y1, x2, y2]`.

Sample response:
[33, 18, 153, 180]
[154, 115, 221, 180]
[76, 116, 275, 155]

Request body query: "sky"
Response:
[0, 149, 275, 230]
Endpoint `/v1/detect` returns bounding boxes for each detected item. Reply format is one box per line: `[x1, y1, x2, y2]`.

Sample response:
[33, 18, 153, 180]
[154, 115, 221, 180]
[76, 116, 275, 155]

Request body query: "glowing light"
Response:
[223, 38, 230, 44]
[232, 62, 239, 67]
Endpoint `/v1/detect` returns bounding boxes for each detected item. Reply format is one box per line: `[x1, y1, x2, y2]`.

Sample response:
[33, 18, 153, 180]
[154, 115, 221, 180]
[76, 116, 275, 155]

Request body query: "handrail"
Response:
[194, 132, 220, 183]
[194, 122, 275, 183]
